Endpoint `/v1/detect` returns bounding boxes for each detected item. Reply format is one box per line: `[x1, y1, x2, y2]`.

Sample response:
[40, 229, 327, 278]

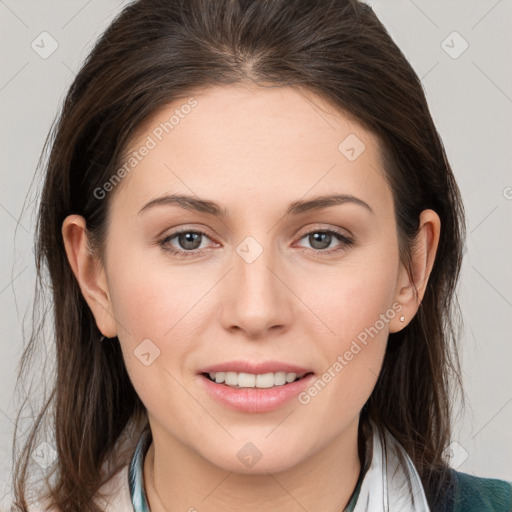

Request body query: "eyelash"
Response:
[158, 227, 354, 258]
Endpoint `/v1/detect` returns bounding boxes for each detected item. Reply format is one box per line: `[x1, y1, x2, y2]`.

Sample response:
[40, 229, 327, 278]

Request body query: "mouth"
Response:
[198, 363, 316, 412]
[201, 371, 315, 389]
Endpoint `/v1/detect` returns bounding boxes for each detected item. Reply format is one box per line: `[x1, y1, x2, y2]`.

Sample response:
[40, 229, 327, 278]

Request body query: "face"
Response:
[91, 84, 408, 473]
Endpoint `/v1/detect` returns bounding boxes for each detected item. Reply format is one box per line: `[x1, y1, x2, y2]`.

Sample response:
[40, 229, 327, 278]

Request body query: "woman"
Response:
[12, 0, 512, 511]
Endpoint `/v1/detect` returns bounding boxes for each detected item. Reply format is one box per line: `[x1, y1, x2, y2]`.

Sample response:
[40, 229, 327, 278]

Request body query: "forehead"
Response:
[112, 84, 392, 217]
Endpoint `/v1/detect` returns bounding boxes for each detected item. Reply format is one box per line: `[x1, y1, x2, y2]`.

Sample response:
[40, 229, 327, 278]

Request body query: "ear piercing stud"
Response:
[399, 316, 405, 322]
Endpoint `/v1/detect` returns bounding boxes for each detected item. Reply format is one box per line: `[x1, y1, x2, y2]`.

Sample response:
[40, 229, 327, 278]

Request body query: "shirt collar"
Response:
[129, 427, 152, 511]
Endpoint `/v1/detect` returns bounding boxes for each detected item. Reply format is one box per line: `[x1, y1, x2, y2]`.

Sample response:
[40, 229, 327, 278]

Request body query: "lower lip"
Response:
[198, 373, 316, 413]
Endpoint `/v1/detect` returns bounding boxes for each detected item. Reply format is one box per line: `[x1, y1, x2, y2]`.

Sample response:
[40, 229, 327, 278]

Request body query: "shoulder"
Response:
[449, 469, 512, 512]
[25, 464, 133, 512]
[92, 463, 134, 511]
[23, 423, 141, 511]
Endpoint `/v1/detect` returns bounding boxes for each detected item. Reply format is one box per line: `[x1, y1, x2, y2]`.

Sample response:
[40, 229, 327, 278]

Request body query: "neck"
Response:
[143, 420, 362, 512]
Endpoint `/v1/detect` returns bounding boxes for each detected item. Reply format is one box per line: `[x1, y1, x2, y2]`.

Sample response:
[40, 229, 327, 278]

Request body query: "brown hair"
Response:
[13, 0, 465, 510]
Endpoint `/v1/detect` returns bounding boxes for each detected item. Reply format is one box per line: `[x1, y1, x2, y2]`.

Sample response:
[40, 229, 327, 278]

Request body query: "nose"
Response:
[220, 237, 294, 339]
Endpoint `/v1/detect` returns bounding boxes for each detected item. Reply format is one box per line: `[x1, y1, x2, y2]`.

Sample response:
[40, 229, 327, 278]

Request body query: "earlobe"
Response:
[62, 215, 118, 338]
[389, 209, 441, 333]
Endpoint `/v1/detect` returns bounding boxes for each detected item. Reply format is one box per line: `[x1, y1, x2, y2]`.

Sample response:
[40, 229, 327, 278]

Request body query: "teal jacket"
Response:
[444, 470, 512, 512]
[344, 466, 512, 511]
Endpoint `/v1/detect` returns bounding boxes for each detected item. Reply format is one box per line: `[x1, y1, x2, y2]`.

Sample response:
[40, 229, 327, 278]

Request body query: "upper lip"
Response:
[199, 360, 314, 375]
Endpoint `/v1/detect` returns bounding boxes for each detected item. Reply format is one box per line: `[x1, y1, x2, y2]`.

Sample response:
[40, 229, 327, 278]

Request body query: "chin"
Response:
[200, 441, 308, 475]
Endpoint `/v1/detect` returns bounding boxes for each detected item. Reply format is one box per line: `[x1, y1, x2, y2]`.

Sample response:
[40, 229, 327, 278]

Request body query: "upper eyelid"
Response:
[160, 223, 353, 239]
[296, 224, 354, 239]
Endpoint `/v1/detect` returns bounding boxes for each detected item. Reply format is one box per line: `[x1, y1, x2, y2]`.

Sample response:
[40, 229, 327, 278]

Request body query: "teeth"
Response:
[207, 371, 306, 388]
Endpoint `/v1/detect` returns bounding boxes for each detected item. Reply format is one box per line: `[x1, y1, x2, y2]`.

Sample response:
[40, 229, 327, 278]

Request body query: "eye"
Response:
[158, 226, 354, 258]
[295, 228, 354, 254]
[159, 229, 215, 257]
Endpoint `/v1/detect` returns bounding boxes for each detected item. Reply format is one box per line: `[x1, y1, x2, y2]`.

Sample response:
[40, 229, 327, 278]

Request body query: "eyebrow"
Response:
[138, 193, 374, 217]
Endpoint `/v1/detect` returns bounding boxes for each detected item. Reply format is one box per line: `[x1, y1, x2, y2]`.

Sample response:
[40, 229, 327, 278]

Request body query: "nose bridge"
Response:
[235, 233, 281, 300]
[222, 232, 291, 334]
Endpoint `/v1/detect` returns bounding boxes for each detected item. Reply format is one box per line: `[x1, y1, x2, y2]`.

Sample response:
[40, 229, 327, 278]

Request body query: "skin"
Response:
[62, 83, 440, 512]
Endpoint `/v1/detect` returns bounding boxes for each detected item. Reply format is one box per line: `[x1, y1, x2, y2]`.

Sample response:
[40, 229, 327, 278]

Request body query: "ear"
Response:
[389, 209, 441, 333]
[62, 215, 118, 338]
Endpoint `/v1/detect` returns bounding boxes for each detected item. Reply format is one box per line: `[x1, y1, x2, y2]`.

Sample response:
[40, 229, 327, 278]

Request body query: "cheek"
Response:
[298, 248, 399, 408]
[106, 246, 203, 342]
[103, 246, 207, 398]
[304, 246, 399, 348]
[105, 253, 205, 425]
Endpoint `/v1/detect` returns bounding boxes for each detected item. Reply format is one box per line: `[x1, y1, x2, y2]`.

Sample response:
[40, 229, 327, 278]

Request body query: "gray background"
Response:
[1, 0, 511, 507]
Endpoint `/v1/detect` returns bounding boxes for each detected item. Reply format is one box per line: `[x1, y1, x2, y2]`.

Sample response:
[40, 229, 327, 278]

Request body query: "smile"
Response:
[203, 371, 311, 388]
